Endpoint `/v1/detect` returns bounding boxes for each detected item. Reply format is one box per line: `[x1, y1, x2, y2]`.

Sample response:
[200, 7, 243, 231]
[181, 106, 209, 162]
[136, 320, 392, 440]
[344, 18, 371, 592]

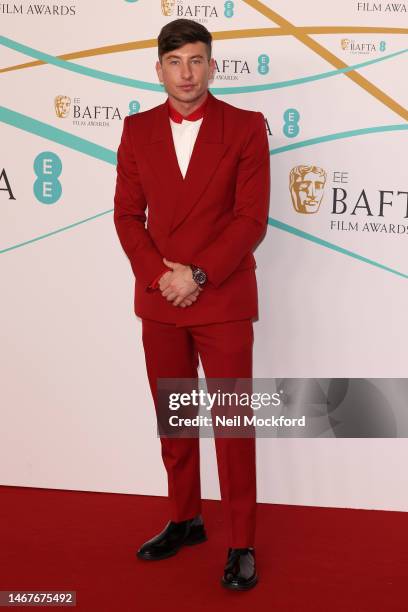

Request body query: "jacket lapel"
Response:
[169, 92, 227, 233]
[144, 93, 227, 235]
[144, 101, 184, 234]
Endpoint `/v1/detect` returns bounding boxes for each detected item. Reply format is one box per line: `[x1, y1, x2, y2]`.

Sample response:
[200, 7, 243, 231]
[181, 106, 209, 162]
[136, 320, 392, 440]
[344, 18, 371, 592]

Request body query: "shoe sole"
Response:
[136, 533, 207, 561]
[221, 575, 259, 591]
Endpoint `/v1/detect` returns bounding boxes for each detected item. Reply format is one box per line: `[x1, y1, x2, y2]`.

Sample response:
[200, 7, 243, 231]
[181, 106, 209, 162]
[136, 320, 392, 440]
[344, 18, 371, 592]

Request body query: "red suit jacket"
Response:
[114, 91, 270, 326]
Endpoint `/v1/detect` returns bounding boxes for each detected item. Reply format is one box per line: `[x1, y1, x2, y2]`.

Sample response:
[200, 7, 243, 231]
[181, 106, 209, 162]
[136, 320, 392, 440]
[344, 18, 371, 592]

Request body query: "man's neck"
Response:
[168, 92, 208, 117]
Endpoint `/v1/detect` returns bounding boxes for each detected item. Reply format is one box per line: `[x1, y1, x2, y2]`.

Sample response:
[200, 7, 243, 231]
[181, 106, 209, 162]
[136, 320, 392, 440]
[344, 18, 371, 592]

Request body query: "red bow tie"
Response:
[168, 97, 208, 123]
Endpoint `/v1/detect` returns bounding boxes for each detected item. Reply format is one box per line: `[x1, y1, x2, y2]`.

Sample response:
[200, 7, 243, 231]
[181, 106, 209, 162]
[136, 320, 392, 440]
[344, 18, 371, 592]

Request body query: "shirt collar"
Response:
[168, 96, 208, 124]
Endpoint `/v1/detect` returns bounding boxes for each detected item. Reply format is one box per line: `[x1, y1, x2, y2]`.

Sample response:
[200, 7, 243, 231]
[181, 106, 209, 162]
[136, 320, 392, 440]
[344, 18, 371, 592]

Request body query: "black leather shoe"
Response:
[136, 515, 207, 561]
[221, 547, 258, 590]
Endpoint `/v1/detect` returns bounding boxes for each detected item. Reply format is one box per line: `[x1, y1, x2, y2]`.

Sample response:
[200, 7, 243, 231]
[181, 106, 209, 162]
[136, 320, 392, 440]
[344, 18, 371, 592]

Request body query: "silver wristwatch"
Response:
[190, 264, 207, 287]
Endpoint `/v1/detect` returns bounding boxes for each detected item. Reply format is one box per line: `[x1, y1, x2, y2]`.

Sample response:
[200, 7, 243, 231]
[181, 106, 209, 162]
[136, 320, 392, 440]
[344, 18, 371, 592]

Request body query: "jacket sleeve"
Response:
[114, 115, 166, 290]
[148, 268, 171, 290]
[193, 112, 270, 288]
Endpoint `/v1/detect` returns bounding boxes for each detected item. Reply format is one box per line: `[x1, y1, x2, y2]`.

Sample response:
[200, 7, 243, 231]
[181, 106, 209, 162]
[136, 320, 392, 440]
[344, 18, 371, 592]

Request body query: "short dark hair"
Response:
[158, 19, 212, 61]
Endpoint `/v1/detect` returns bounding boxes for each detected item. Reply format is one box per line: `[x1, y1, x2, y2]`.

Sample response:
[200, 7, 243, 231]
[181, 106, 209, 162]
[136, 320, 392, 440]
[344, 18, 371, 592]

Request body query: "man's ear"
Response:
[156, 60, 163, 83]
[209, 57, 216, 81]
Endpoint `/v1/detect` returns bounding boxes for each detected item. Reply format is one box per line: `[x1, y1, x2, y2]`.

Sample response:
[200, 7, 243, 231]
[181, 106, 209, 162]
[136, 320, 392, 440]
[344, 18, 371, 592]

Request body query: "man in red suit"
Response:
[114, 19, 270, 590]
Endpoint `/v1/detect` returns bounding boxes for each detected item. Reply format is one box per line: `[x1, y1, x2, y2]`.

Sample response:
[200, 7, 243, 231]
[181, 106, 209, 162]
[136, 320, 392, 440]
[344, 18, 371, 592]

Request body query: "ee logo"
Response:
[224, 1, 234, 17]
[257, 54, 270, 75]
[33, 152, 62, 204]
[129, 100, 140, 115]
[379, 40, 386, 52]
[283, 108, 300, 138]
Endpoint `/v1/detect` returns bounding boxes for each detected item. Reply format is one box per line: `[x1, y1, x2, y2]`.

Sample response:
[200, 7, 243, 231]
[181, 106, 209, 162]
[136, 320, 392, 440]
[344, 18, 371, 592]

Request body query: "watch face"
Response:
[194, 269, 206, 285]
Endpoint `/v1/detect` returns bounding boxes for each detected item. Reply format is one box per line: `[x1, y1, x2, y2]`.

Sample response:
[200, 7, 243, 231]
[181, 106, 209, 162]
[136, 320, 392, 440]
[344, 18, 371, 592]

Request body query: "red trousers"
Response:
[141, 318, 257, 548]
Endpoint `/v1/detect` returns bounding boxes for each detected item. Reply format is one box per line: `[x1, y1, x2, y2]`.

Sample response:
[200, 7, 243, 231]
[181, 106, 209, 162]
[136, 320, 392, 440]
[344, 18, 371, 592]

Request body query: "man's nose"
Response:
[180, 63, 193, 79]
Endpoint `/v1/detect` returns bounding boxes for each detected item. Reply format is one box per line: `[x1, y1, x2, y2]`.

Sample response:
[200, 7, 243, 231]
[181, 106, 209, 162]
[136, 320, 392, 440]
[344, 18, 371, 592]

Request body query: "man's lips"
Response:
[178, 84, 195, 90]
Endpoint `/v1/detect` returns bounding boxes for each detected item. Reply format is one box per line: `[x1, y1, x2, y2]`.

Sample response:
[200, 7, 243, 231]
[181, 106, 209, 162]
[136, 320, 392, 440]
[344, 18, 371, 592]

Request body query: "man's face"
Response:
[156, 42, 215, 105]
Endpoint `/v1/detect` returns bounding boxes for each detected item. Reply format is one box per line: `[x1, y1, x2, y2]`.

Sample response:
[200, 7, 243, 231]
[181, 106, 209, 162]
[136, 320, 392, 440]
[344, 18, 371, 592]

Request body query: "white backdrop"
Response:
[1, 0, 408, 511]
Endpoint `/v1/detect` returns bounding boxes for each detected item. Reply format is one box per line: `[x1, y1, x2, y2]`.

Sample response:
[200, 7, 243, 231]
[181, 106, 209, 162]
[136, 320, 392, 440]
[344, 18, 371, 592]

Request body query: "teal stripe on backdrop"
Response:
[1, 35, 407, 94]
[0, 210, 113, 254]
[0, 35, 165, 92]
[2, 207, 407, 280]
[271, 124, 408, 154]
[268, 218, 408, 280]
[0, 107, 407, 278]
[2, 106, 406, 165]
[0, 106, 116, 165]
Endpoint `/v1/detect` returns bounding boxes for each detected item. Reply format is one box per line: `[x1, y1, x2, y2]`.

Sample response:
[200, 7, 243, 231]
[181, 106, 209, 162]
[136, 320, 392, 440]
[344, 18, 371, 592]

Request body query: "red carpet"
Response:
[0, 485, 406, 611]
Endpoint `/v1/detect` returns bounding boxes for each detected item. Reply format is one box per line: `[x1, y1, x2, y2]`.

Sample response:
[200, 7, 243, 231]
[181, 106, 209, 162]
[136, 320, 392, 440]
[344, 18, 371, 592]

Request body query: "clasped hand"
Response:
[159, 257, 203, 308]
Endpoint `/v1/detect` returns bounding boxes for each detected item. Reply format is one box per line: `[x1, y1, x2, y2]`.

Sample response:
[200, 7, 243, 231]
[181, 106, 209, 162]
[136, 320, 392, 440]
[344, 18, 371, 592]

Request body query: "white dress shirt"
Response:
[169, 117, 203, 179]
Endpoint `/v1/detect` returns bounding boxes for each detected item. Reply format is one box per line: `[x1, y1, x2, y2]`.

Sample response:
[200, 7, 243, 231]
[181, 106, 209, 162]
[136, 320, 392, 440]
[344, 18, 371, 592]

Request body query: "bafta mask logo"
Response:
[161, 0, 176, 16]
[289, 165, 326, 215]
[54, 95, 71, 118]
[341, 38, 350, 50]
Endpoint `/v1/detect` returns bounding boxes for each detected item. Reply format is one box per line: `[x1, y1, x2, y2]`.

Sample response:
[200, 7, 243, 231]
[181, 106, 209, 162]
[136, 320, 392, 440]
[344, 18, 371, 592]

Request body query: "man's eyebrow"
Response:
[165, 54, 206, 60]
